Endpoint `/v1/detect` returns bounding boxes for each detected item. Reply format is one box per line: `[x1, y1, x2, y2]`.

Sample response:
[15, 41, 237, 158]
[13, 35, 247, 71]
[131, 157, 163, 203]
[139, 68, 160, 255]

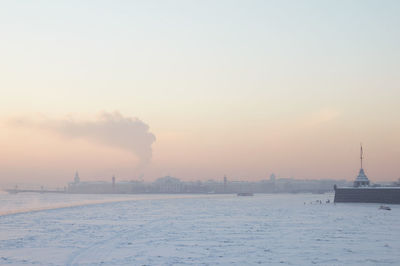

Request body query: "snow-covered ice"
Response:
[1, 192, 399, 265]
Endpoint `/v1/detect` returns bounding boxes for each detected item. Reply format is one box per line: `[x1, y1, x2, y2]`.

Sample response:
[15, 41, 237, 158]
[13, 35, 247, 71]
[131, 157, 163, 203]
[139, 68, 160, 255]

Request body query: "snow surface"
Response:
[0, 192, 400, 265]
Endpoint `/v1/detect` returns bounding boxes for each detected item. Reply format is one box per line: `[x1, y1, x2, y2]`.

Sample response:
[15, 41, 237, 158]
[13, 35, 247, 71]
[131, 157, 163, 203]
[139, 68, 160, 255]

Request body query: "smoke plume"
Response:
[10, 111, 156, 165]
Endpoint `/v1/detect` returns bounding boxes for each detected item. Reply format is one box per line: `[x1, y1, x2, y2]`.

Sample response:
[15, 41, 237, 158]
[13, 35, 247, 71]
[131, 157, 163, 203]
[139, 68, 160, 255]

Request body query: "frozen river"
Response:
[0, 192, 399, 265]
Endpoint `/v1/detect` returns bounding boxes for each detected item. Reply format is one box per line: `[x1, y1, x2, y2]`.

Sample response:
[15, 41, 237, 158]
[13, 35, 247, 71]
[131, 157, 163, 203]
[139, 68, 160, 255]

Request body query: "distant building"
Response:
[270, 173, 276, 182]
[74, 171, 80, 184]
[354, 168, 369, 187]
[223, 175, 227, 192]
[153, 176, 182, 193]
[68, 172, 118, 194]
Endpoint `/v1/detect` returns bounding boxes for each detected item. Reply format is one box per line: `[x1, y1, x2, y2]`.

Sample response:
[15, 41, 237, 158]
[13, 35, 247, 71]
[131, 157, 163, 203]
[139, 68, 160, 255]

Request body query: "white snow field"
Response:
[0, 192, 399, 265]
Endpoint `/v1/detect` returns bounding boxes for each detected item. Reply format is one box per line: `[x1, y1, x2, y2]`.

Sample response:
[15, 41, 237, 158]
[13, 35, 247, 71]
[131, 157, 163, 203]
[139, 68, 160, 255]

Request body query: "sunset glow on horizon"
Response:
[1, 0, 399, 186]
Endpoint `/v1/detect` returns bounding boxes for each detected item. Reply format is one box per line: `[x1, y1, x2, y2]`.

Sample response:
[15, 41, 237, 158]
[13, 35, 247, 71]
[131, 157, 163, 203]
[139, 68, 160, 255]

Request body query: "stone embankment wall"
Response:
[334, 188, 400, 204]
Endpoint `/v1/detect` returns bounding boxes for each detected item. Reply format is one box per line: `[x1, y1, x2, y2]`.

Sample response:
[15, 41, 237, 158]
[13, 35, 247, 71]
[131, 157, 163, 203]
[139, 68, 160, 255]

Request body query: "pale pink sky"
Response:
[1, 1, 399, 186]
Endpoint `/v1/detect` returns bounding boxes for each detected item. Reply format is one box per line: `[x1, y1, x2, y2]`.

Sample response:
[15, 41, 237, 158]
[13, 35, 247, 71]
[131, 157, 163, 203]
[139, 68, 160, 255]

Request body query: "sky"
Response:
[0, 0, 399, 186]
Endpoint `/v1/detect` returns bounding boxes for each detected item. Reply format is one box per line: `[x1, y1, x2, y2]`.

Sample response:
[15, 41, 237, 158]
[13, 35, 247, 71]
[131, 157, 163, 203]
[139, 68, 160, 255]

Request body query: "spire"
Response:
[360, 143, 363, 169]
[354, 143, 369, 187]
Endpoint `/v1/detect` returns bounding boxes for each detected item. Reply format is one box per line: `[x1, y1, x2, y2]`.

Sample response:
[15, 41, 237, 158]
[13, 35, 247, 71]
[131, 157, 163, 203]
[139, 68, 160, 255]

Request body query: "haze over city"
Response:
[1, 0, 399, 186]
